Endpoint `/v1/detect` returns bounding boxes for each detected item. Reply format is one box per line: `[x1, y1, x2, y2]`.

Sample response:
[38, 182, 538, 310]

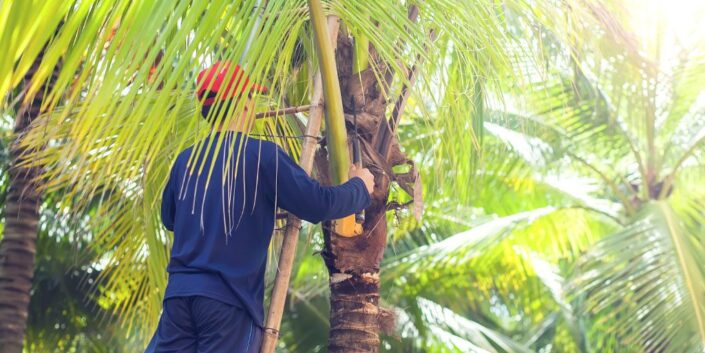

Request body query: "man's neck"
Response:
[216, 112, 253, 133]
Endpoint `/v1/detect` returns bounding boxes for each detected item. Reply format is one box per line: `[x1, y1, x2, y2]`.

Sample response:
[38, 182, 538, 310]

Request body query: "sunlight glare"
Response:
[626, 0, 705, 57]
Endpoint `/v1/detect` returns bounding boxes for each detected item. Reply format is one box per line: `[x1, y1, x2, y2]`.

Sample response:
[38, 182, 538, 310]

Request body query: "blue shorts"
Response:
[144, 296, 262, 353]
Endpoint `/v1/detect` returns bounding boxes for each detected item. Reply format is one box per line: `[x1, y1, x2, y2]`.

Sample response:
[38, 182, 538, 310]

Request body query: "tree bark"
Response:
[0, 55, 53, 353]
[319, 29, 398, 353]
[326, 180, 390, 353]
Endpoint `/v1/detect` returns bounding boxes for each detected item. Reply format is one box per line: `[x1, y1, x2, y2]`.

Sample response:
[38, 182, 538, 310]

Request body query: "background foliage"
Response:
[2, 0, 705, 352]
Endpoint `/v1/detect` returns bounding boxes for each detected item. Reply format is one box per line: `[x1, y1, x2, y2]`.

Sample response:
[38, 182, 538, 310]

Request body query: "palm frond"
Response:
[572, 201, 705, 352]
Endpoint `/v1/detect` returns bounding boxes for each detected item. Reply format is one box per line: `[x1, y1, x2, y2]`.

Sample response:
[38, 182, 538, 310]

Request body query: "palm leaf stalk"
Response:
[309, 0, 350, 183]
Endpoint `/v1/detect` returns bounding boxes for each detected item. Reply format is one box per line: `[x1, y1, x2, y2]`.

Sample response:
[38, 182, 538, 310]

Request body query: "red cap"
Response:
[196, 61, 268, 106]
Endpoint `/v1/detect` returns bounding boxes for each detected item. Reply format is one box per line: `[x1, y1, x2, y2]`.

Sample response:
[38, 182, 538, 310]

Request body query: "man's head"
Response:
[196, 61, 267, 128]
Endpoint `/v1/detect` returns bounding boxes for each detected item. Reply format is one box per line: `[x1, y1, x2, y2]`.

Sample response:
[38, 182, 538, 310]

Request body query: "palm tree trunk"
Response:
[317, 138, 391, 352]
[316, 28, 398, 353]
[326, 185, 390, 353]
[308, 3, 417, 351]
[0, 55, 53, 353]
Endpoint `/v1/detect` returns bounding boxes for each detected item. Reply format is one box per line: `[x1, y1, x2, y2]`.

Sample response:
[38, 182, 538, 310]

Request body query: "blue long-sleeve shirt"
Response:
[160, 131, 370, 327]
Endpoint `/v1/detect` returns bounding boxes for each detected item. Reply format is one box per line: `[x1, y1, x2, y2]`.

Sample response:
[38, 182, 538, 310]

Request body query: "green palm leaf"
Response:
[572, 201, 705, 351]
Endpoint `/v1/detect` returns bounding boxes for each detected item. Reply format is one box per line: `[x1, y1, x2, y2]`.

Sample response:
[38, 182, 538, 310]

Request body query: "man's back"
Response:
[160, 131, 371, 327]
[147, 61, 373, 353]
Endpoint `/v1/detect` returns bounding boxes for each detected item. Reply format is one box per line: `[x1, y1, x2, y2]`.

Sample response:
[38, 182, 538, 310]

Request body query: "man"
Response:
[145, 61, 374, 353]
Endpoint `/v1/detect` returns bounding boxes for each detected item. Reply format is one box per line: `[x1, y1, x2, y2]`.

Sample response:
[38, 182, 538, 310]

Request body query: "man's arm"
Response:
[264, 146, 372, 224]
[161, 162, 176, 231]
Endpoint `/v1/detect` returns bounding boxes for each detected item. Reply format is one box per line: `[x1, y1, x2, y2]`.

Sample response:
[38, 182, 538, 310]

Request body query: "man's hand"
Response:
[349, 165, 375, 195]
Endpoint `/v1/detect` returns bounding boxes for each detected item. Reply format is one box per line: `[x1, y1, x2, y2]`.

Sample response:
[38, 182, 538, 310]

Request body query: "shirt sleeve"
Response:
[161, 161, 177, 231]
[263, 146, 371, 224]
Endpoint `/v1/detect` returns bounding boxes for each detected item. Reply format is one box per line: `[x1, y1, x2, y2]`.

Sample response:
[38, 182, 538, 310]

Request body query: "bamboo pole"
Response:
[259, 15, 341, 353]
[255, 104, 313, 119]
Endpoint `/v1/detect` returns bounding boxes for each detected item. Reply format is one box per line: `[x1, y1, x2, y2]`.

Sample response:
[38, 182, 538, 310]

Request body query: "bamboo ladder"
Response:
[260, 0, 352, 350]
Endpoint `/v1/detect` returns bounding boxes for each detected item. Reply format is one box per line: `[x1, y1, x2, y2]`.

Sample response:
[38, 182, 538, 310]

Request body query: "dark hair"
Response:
[201, 99, 234, 124]
[199, 92, 252, 125]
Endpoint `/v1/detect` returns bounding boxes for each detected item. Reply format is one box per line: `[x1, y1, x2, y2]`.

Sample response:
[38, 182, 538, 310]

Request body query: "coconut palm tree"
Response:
[0, 49, 62, 352]
[276, 1, 705, 350]
[530, 3, 705, 350]
[377, 1, 705, 351]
